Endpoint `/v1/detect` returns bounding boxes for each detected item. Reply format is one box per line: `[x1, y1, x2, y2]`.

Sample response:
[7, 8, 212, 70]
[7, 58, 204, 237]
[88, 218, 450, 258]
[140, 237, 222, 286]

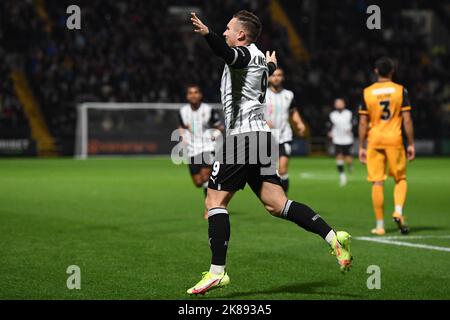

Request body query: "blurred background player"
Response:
[178, 85, 223, 219]
[328, 98, 354, 186]
[358, 57, 415, 235]
[265, 68, 306, 194]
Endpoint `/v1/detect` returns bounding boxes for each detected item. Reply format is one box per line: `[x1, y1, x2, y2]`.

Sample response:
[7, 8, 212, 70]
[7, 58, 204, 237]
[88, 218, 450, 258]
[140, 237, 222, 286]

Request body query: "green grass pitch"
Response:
[1, 157, 449, 299]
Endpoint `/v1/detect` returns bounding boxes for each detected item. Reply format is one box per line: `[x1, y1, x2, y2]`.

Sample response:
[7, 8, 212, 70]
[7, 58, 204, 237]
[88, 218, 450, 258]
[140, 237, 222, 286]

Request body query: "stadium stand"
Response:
[1, 0, 449, 155]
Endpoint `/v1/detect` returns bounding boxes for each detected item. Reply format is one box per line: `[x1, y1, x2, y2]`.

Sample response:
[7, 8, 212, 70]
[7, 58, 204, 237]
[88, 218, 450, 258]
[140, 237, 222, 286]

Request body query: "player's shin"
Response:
[347, 159, 353, 173]
[372, 184, 385, 229]
[337, 159, 347, 185]
[281, 200, 336, 244]
[337, 159, 345, 174]
[208, 208, 230, 274]
[394, 179, 407, 214]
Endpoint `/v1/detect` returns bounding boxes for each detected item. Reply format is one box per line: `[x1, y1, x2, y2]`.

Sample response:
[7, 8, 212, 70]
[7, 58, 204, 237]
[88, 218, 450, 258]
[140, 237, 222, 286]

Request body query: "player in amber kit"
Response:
[358, 57, 415, 235]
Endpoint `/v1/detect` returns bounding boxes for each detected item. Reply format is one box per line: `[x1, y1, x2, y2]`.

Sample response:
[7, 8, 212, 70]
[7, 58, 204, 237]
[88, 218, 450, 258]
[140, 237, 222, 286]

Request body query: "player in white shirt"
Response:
[328, 98, 354, 186]
[187, 10, 352, 295]
[178, 84, 223, 218]
[265, 68, 305, 194]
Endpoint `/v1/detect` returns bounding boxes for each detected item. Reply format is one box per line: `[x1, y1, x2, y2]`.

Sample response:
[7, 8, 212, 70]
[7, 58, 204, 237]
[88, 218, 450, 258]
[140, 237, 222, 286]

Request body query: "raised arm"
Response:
[191, 12, 250, 67]
[190, 12, 277, 72]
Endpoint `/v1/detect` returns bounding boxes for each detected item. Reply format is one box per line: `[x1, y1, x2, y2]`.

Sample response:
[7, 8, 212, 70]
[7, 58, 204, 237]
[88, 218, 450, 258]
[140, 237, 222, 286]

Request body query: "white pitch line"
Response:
[355, 236, 450, 253]
[372, 235, 450, 240]
[298, 172, 448, 182]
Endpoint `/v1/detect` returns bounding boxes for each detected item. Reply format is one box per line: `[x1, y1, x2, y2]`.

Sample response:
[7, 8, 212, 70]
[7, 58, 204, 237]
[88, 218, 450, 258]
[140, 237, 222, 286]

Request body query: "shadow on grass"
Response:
[227, 211, 246, 216]
[202, 281, 361, 299]
[385, 225, 446, 234]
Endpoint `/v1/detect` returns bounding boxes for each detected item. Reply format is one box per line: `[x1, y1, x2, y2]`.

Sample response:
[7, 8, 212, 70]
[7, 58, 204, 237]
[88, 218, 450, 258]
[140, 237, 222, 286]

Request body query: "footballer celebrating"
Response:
[358, 57, 414, 235]
[265, 67, 306, 194]
[179, 84, 223, 219]
[328, 98, 354, 186]
[187, 10, 353, 295]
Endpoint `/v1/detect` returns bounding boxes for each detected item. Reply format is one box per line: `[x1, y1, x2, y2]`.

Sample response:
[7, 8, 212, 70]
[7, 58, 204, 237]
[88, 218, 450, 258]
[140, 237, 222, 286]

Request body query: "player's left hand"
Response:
[266, 51, 277, 68]
[407, 145, 415, 161]
[190, 12, 209, 36]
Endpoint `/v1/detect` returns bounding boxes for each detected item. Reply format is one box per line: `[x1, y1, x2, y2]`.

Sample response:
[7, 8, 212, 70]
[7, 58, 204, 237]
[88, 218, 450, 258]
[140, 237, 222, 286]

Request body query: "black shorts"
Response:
[334, 144, 353, 156]
[208, 132, 282, 194]
[188, 152, 214, 175]
[279, 141, 292, 157]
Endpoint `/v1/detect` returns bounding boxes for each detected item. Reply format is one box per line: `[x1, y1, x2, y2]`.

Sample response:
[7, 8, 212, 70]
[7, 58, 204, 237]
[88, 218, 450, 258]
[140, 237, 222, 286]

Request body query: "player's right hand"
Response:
[190, 12, 209, 36]
[359, 147, 367, 164]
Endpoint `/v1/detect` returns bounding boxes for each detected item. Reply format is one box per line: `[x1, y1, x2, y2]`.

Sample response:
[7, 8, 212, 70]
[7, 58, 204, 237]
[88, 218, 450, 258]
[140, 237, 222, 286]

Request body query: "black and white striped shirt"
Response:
[179, 103, 221, 157]
[265, 88, 296, 144]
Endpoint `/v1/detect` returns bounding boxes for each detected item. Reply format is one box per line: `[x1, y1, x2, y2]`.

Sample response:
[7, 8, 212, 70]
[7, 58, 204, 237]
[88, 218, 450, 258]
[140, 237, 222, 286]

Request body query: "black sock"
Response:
[208, 208, 230, 266]
[281, 200, 333, 239]
[280, 177, 289, 194]
[337, 164, 344, 174]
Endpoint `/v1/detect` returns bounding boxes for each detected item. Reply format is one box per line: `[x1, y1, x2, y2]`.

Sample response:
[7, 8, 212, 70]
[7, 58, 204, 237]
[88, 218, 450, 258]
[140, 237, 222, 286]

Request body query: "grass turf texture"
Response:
[0, 157, 449, 300]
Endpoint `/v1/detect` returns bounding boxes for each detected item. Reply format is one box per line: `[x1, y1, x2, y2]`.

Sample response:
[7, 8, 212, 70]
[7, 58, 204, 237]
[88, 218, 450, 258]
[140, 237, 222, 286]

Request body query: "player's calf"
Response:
[277, 199, 353, 272]
[260, 183, 335, 241]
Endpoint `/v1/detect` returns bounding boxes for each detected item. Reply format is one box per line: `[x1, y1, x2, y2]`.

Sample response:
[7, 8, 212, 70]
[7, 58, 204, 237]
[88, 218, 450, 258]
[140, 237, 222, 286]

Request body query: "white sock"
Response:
[325, 230, 337, 245]
[376, 220, 385, 229]
[209, 264, 225, 275]
[395, 205, 402, 215]
[339, 173, 347, 185]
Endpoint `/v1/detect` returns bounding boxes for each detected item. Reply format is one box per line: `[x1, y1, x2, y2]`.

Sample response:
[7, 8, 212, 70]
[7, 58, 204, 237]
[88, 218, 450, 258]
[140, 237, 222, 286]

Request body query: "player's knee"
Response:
[192, 175, 203, 188]
[200, 169, 211, 182]
[394, 177, 406, 184]
[201, 174, 210, 184]
[264, 203, 283, 217]
[205, 195, 222, 210]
